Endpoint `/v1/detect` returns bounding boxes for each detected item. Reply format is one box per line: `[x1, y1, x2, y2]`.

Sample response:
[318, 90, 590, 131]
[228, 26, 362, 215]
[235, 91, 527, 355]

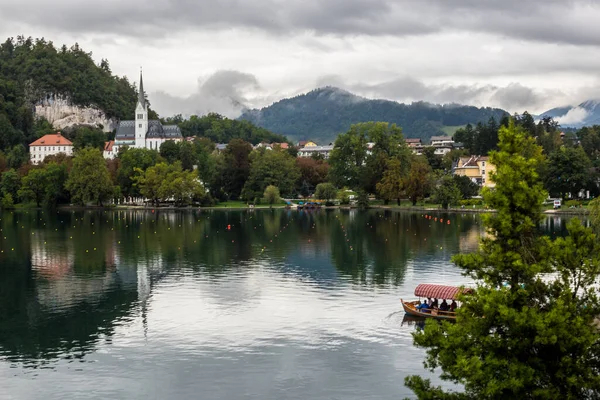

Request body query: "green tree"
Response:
[579, 126, 600, 163]
[42, 162, 69, 206]
[162, 166, 205, 206]
[66, 148, 114, 206]
[314, 182, 337, 201]
[71, 127, 107, 151]
[453, 123, 475, 153]
[432, 173, 461, 209]
[117, 147, 160, 199]
[133, 162, 173, 206]
[0, 169, 20, 199]
[356, 190, 369, 210]
[222, 139, 253, 200]
[263, 185, 280, 208]
[406, 121, 600, 399]
[421, 146, 443, 170]
[544, 146, 593, 199]
[178, 141, 196, 171]
[1, 193, 14, 209]
[452, 175, 479, 199]
[296, 157, 329, 196]
[178, 113, 288, 145]
[403, 156, 433, 206]
[242, 148, 300, 201]
[6, 144, 27, 169]
[160, 140, 179, 164]
[329, 122, 409, 193]
[18, 168, 46, 207]
[376, 158, 406, 205]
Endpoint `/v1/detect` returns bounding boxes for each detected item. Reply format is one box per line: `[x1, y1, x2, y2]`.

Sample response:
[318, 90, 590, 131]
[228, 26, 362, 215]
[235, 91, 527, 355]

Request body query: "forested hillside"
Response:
[239, 87, 508, 143]
[163, 113, 289, 145]
[0, 36, 147, 152]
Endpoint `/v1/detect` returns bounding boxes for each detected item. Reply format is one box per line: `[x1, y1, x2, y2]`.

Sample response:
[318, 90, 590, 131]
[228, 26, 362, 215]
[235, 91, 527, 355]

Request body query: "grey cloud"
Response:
[151, 70, 261, 118]
[489, 83, 545, 111]
[323, 75, 557, 112]
[2, 0, 599, 46]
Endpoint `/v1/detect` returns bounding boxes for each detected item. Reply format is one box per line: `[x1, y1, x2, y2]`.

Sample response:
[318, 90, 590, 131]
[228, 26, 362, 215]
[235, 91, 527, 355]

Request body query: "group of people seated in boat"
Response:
[416, 298, 457, 314]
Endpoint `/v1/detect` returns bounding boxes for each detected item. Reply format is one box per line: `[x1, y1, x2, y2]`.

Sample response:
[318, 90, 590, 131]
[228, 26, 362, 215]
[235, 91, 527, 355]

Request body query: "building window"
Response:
[482, 161, 486, 166]
[139, 124, 142, 128]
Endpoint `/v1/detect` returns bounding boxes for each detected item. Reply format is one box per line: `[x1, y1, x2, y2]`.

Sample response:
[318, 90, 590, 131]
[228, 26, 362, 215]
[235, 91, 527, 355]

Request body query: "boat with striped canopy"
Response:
[401, 284, 472, 321]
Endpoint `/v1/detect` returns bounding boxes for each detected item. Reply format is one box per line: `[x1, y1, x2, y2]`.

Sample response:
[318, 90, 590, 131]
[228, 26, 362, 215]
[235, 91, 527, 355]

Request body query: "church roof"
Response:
[115, 120, 135, 140]
[138, 70, 145, 109]
[115, 120, 182, 140]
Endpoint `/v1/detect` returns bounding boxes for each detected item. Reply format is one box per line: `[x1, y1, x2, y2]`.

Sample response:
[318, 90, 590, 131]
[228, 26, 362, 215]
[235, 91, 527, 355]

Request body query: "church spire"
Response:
[138, 67, 146, 109]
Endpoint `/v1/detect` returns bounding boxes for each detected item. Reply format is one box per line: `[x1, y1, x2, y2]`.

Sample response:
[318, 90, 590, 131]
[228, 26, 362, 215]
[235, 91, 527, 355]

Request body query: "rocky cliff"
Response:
[35, 94, 118, 132]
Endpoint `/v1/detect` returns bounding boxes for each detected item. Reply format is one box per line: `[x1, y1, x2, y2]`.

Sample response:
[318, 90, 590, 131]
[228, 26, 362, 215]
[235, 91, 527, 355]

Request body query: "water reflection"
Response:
[0, 209, 580, 399]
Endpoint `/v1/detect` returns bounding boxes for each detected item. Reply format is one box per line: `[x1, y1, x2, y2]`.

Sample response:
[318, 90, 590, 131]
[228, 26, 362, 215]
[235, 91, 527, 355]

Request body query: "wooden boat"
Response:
[401, 283, 471, 321]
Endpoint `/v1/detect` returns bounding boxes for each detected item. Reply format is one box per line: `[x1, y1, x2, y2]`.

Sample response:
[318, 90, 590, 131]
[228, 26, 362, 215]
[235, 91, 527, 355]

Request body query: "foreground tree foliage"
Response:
[406, 121, 600, 399]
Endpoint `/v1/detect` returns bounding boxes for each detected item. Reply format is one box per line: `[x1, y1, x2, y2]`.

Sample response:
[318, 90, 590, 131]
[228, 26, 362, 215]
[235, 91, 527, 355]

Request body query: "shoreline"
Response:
[4, 204, 588, 215]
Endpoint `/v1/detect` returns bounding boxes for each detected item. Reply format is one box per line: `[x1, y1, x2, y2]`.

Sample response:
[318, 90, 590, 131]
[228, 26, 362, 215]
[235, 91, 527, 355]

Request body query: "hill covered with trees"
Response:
[0, 36, 150, 153]
[162, 113, 289, 145]
[239, 87, 508, 144]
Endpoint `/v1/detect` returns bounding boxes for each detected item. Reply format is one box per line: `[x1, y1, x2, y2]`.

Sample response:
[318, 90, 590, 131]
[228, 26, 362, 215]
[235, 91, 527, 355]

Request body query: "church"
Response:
[112, 71, 183, 154]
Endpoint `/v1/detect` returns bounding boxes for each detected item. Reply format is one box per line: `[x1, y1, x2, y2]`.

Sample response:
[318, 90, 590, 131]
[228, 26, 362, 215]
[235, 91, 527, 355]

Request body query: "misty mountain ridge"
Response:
[539, 99, 600, 128]
[238, 87, 508, 144]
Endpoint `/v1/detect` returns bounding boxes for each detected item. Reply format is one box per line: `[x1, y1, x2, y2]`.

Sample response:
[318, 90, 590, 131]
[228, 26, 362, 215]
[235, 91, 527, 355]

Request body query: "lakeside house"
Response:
[298, 144, 334, 159]
[453, 155, 496, 187]
[111, 70, 183, 155]
[429, 136, 455, 155]
[29, 133, 73, 164]
[253, 142, 290, 150]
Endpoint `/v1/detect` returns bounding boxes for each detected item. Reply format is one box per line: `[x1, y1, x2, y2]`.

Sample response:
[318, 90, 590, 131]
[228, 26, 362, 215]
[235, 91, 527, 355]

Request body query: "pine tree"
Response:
[406, 121, 600, 399]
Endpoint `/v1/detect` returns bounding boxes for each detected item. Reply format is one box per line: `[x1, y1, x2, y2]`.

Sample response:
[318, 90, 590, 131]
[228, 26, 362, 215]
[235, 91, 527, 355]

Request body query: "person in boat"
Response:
[449, 300, 457, 312]
[417, 300, 430, 312]
[432, 298, 439, 309]
[439, 299, 449, 312]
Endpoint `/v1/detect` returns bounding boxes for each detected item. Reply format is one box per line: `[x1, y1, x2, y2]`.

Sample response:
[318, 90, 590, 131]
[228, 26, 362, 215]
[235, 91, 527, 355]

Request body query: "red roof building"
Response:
[29, 133, 73, 164]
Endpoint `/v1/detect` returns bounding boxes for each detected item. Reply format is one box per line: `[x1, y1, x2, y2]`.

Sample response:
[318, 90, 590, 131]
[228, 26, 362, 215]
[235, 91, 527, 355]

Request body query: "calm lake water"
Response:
[0, 209, 575, 399]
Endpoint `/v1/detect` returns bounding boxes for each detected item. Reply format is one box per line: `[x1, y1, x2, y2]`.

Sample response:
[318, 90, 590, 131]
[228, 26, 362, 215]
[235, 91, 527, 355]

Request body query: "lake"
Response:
[0, 209, 575, 399]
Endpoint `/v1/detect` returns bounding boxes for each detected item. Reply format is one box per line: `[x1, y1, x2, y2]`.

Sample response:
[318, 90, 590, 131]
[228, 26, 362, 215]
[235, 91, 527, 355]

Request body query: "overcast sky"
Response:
[1, 0, 599, 119]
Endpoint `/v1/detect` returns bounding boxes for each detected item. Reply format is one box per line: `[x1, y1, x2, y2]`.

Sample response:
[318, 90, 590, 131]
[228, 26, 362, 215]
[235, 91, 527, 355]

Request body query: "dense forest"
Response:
[0, 36, 149, 152]
[239, 87, 508, 144]
[162, 113, 289, 145]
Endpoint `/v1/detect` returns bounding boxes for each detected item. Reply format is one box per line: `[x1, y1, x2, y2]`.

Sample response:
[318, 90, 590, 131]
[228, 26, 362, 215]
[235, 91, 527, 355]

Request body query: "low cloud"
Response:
[324, 75, 556, 112]
[151, 70, 261, 118]
[555, 107, 590, 125]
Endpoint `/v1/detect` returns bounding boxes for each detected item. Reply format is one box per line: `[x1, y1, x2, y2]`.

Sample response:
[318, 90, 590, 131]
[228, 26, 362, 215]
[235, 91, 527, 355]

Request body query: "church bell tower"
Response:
[135, 69, 148, 148]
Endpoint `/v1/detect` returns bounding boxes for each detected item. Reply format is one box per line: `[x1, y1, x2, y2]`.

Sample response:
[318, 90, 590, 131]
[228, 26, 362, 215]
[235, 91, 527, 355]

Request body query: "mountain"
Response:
[239, 87, 508, 144]
[539, 99, 600, 128]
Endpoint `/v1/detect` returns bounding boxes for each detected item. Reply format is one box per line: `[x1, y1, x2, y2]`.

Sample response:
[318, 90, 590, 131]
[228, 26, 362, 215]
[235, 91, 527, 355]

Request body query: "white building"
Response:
[429, 136, 455, 155]
[103, 140, 116, 159]
[298, 145, 334, 159]
[112, 71, 183, 154]
[29, 133, 73, 164]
